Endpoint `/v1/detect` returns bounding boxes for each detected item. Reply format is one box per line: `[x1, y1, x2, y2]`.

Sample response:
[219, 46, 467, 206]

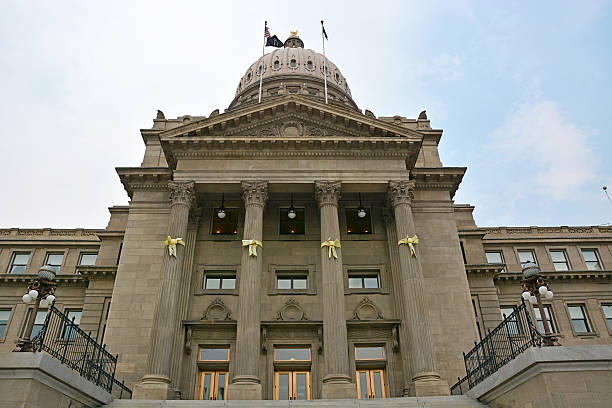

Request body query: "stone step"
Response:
[104, 396, 487, 408]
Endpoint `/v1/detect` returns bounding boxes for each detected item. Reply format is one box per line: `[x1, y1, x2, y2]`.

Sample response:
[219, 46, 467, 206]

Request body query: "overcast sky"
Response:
[1, 1, 611, 228]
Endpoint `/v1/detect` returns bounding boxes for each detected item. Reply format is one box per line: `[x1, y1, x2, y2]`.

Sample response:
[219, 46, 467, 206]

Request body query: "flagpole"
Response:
[321, 20, 328, 104]
[258, 21, 267, 103]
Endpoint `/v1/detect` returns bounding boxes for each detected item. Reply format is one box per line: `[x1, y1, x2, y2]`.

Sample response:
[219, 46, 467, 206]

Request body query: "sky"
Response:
[1, 0, 611, 228]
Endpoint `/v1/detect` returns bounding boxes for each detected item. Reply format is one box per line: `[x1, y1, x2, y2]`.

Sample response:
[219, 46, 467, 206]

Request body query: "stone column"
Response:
[133, 181, 195, 400]
[387, 181, 449, 396]
[228, 181, 268, 400]
[315, 181, 356, 399]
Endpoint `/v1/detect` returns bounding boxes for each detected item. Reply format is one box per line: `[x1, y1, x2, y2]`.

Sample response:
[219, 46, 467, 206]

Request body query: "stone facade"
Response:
[1, 34, 611, 404]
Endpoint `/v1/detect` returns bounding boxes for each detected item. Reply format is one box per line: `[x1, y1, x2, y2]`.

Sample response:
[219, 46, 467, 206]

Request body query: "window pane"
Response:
[13, 253, 30, 265]
[274, 348, 310, 361]
[296, 373, 308, 400]
[79, 253, 98, 265]
[277, 278, 292, 290]
[30, 310, 48, 338]
[293, 277, 307, 289]
[603, 305, 612, 330]
[202, 373, 211, 399]
[355, 346, 384, 360]
[568, 306, 585, 319]
[518, 250, 535, 264]
[62, 310, 82, 339]
[46, 254, 64, 266]
[348, 277, 363, 289]
[549, 251, 566, 262]
[572, 319, 588, 333]
[0, 310, 10, 338]
[221, 278, 235, 290]
[485, 252, 503, 263]
[278, 373, 289, 400]
[205, 278, 221, 289]
[359, 372, 368, 399]
[218, 373, 226, 400]
[10, 265, 26, 274]
[363, 276, 380, 289]
[581, 249, 598, 262]
[535, 307, 554, 333]
[200, 348, 229, 361]
[372, 371, 383, 398]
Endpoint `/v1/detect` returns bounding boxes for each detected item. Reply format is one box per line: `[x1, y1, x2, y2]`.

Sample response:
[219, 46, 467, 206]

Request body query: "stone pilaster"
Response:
[228, 181, 268, 400]
[314, 181, 356, 399]
[387, 180, 450, 396]
[133, 181, 195, 400]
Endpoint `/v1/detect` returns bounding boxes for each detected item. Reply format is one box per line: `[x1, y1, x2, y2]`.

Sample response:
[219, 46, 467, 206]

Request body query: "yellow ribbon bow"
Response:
[242, 239, 263, 257]
[164, 236, 185, 257]
[321, 238, 341, 259]
[398, 234, 419, 257]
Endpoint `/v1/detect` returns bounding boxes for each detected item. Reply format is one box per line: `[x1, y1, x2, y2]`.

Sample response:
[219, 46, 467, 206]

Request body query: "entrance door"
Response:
[274, 371, 311, 400]
[356, 369, 387, 399]
[196, 371, 228, 400]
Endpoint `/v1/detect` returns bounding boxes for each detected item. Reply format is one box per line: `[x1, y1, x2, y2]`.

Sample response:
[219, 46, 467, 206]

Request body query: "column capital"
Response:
[168, 181, 196, 208]
[387, 180, 415, 207]
[241, 181, 268, 207]
[315, 181, 341, 207]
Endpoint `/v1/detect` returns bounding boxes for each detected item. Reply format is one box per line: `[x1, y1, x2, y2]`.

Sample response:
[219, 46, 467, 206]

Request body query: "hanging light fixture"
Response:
[217, 193, 227, 219]
[287, 193, 297, 219]
[357, 193, 367, 218]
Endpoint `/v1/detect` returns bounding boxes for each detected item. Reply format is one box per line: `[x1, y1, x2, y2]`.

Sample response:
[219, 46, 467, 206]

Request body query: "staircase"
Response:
[104, 396, 487, 407]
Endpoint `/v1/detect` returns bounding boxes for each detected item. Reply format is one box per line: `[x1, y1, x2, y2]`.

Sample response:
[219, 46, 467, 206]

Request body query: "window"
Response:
[356, 369, 387, 399]
[290, 59, 297, 68]
[535, 305, 555, 333]
[582, 249, 602, 270]
[199, 347, 230, 361]
[62, 310, 82, 339]
[78, 253, 98, 266]
[25, 310, 48, 339]
[602, 304, 612, 330]
[205, 274, 236, 290]
[500, 305, 519, 335]
[472, 297, 484, 340]
[0, 309, 11, 338]
[355, 346, 385, 360]
[98, 299, 111, 344]
[273, 60, 280, 69]
[306, 60, 313, 70]
[549, 250, 569, 271]
[346, 209, 372, 234]
[8, 252, 30, 274]
[212, 208, 239, 235]
[197, 371, 228, 400]
[274, 371, 311, 400]
[45, 253, 64, 273]
[279, 208, 305, 235]
[277, 274, 307, 290]
[568, 304, 591, 333]
[348, 273, 380, 289]
[274, 347, 310, 361]
[517, 250, 536, 266]
[485, 251, 505, 272]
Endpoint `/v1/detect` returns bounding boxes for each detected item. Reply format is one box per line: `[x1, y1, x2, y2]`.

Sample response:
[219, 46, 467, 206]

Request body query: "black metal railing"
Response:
[31, 302, 132, 399]
[450, 298, 542, 395]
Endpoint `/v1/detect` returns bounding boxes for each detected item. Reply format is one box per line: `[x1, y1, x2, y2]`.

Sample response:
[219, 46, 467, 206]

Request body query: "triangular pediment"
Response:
[159, 94, 423, 140]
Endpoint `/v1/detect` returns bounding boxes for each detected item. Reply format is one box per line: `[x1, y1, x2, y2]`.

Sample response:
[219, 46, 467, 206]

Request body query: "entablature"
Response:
[494, 269, 612, 282]
[410, 167, 466, 198]
[116, 167, 172, 199]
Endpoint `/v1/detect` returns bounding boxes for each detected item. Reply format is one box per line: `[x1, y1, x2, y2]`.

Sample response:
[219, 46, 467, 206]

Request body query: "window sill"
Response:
[345, 288, 388, 295]
[194, 289, 238, 296]
[575, 332, 598, 338]
[268, 289, 316, 296]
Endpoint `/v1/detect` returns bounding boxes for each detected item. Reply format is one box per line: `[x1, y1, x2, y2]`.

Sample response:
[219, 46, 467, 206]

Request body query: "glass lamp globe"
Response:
[529, 295, 537, 304]
[538, 286, 548, 295]
[28, 289, 39, 299]
[545, 290, 554, 299]
[46, 294, 56, 304]
[22, 294, 32, 303]
[287, 208, 297, 219]
[40, 299, 49, 308]
[217, 208, 226, 219]
[357, 208, 367, 218]
[38, 265, 57, 281]
[521, 291, 531, 300]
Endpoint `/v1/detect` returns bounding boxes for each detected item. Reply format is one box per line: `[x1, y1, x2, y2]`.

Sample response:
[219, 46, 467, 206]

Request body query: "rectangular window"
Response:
[45, 253, 64, 273]
[568, 304, 591, 333]
[500, 305, 519, 335]
[535, 305, 555, 333]
[356, 369, 387, 399]
[346, 209, 372, 234]
[279, 208, 305, 235]
[78, 253, 98, 266]
[25, 310, 48, 339]
[0, 309, 11, 338]
[348, 274, 380, 289]
[197, 371, 228, 400]
[517, 250, 536, 266]
[549, 250, 569, 271]
[204, 275, 236, 290]
[485, 251, 505, 272]
[274, 347, 311, 361]
[8, 252, 30, 274]
[582, 249, 602, 270]
[199, 347, 230, 361]
[276, 274, 308, 290]
[355, 346, 385, 360]
[603, 304, 612, 331]
[212, 208, 239, 235]
[62, 310, 82, 339]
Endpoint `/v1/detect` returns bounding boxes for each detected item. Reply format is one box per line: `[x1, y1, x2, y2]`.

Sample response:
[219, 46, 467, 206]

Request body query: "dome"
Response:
[229, 35, 359, 111]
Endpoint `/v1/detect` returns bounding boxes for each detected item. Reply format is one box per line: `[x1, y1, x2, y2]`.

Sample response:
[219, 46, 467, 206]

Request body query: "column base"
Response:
[405, 372, 450, 397]
[321, 374, 357, 399]
[132, 374, 175, 400]
[227, 375, 262, 400]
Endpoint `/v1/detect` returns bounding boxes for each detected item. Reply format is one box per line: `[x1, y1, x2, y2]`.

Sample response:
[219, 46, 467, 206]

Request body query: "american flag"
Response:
[264, 24, 270, 38]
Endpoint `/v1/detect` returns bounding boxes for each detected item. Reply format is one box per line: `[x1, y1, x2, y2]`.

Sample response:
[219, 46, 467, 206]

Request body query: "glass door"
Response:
[196, 371, 228, 400]
[356, 369, 387, 399]
[274, 371, 311, 400]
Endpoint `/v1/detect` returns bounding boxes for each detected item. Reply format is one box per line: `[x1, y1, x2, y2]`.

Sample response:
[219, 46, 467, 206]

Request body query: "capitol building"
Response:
[0, 32, 611, 407]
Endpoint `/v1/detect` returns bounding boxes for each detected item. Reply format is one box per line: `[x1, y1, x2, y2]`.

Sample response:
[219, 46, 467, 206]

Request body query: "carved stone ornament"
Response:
[276, 297, 308, 321]
[241, 181, 268, 207]
[315, 181, 341, 207]
[387, 180, 415, 207]
[202, 297, 232, 321]
[352, 297, 384, 320]
[168, 181, 196, 208]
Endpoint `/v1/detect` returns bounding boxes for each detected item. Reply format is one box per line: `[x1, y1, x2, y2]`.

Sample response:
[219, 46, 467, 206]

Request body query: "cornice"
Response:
[0, 228, 102, 240]
[0, 274, 87, 287]
[465, 263, 504, 277]
[494, 270, 612, 282]
[116, 167, 173, 199]
[411, 167, 466, 198]
[484, 226, 612, 237]
[76, 266, 118, 279]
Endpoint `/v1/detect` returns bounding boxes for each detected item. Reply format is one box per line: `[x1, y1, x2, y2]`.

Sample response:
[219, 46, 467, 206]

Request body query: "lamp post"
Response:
[15, 265, 58, 352]
[521, 261, 558, 347]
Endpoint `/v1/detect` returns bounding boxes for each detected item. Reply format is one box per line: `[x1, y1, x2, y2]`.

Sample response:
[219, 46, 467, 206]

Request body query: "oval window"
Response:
[247, 72, 252, 81]
[290, 59, 297, 68]
[335, 73, 340, 81]
[306, 60, 313, 70]
[274, 60, 280, 69]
